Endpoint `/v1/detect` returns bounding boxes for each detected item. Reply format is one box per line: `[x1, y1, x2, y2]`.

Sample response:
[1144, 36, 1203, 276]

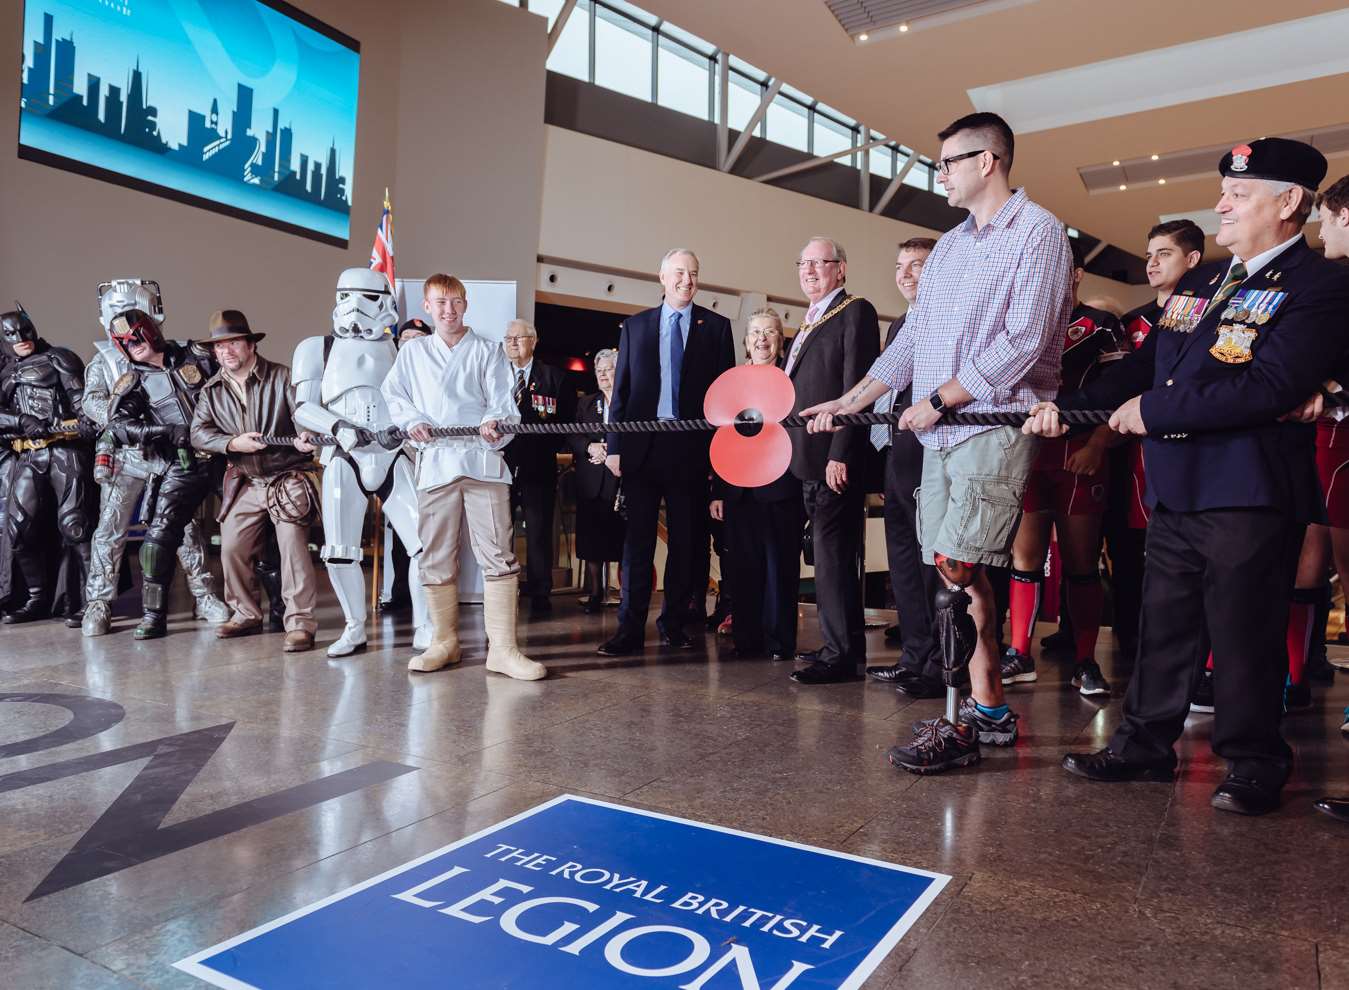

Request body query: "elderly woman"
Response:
[710, 308, 804, 660]
[569, 348, 625, 613]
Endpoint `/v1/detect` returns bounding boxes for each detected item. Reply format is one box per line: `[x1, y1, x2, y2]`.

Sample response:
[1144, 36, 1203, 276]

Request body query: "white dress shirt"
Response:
[784, 285, 844, 375]
[1226, 233, 1302, 282]
[381, 329, 520, 491]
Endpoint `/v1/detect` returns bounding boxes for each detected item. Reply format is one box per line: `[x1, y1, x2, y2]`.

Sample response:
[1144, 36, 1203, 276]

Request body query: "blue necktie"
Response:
[668, 310, 684, 415]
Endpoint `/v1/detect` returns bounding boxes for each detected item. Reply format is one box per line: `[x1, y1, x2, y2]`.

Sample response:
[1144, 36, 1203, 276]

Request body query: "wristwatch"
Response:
[928, 390, 947, 416]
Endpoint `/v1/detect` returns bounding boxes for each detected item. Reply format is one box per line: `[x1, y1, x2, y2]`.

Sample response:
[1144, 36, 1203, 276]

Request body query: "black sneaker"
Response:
[887, 719, 981, 775]
[912, 695, 1019, 746]
[1190, 669, 1215, 714]
[1000, 647, 1037, 684]
[1072, 659, 1111, 696]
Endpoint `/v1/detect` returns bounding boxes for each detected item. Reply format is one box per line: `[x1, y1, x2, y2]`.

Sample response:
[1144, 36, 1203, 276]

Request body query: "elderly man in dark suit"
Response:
[785, 236, 881, 684]
[598, 249, 736, 656]
[1027, 137, 1349, 816]
[503, 318, 575, 612]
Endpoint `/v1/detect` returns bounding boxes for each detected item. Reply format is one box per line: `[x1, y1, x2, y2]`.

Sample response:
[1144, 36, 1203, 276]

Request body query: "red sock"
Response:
[1286, 588, 1319, 686]
[1206, 652, 1213, 671]
[1066, 573, 1104, 661]
[1008, 568, 1042, 654]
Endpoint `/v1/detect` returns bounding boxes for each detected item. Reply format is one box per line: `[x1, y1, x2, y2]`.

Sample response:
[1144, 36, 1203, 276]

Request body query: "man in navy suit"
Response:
[598, 249, 736, 655]
[1026, 138, 1349, 815]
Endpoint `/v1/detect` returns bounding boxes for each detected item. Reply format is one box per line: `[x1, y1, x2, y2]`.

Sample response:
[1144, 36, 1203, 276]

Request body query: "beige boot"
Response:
[483, 576, 547, 681]
[408, 584, 461, 672]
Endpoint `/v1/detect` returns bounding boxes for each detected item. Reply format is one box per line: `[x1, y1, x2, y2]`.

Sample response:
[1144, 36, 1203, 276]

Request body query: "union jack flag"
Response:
[369, 188, 394, 287]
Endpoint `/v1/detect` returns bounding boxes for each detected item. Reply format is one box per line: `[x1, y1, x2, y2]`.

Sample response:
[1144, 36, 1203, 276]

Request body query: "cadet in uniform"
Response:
[1026, 138, 1349, 815]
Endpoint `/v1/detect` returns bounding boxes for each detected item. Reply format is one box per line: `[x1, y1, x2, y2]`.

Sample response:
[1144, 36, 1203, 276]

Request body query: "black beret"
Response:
[398, 318, 430, 334]
[1219, 137, 1327, 189]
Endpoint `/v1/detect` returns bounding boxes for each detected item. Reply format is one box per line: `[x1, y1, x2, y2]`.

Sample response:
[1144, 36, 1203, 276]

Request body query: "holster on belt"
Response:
[218, 463, 247, 523]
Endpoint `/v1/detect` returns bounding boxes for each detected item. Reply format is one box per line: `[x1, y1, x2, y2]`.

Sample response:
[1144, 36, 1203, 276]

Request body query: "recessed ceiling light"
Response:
[1158, 178, 1166, 185]
[1119, 184, 1127, 191]
[899, 23, 909, 32]
[858, 32, 869, 41]
[1111, 160, 1120, 166]
[1151, 154, 1160, 161]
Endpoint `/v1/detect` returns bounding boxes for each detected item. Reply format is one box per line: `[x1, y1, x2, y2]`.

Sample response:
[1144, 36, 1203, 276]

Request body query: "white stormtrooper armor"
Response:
[81, 278, 230, 636]
[292, 268, 429, 657]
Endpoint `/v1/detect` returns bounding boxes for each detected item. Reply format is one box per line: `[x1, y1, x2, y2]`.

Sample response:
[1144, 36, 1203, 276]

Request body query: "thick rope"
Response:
[258, 408, 1115, 448]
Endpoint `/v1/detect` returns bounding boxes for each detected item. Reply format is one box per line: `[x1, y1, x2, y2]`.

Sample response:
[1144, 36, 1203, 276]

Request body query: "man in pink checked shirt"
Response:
[804, 111, 1073, 775]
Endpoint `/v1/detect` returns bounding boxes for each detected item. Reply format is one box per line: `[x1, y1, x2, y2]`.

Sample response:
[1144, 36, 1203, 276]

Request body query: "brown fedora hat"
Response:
[207, 309, 265, 344]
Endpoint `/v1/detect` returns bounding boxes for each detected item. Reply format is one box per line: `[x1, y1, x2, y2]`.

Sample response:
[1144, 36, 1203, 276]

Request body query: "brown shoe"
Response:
[216, 620, 262, 639]
[283, 630, 315, 653]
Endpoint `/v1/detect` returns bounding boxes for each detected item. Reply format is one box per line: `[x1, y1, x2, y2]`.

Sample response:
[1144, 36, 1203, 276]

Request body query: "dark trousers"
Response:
[512, 479, 556, 596]
[881, 434, 941, 679]
[1111, 505, 1301, 787]
[802, 479, 865, 666]
[617, 443, 702, 638]
[725, 495, 804, 656]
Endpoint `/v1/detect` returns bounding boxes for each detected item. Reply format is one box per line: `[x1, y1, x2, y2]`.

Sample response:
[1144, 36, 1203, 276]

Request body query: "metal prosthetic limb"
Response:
[933, 554, 978, 725]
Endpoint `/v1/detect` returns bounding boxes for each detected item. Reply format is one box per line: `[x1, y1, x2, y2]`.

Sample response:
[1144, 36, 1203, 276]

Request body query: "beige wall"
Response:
[392, 0, 546, 323]
[0, 0, 546, 360]
[539, 125, 1154, 320]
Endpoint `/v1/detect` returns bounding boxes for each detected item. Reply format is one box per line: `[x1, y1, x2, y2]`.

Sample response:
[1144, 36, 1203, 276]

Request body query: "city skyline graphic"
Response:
[18, 0, 361, 245]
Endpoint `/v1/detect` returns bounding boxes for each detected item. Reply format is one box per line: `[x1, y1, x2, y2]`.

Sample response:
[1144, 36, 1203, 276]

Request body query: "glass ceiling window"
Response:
[513, 0, 929, 201]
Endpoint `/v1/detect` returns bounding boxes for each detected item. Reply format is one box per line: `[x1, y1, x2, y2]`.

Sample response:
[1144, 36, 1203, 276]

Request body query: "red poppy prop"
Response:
[704, 364, 796, 488]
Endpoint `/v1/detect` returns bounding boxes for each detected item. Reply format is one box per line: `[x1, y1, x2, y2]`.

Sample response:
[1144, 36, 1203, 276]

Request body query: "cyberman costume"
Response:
[81, 280, 229, 636]
[0, 305, 95, 623]
[292, 268, 430, 658]
[104, 309, 220, 639]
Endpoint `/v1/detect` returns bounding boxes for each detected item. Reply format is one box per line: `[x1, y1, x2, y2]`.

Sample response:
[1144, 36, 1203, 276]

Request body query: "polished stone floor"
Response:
[0, 584, 1346, 989]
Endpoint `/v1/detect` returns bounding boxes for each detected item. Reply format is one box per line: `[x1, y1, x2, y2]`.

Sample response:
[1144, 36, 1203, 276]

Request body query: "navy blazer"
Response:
[1062, 237, 1349, 520]
[607, 302, 736, 477]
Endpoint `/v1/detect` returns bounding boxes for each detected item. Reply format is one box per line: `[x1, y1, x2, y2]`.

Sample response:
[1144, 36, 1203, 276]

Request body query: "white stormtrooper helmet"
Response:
[332, 268, 397, 341]
[97, 278, 164, 334]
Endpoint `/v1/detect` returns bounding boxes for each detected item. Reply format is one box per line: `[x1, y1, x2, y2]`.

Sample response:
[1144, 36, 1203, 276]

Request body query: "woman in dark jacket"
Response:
[568, 348, 624, 612]
[709, 308, 803, 659]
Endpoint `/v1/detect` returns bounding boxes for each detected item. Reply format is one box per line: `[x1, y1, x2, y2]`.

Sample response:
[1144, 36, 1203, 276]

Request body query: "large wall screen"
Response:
[18, 0, 360, 247]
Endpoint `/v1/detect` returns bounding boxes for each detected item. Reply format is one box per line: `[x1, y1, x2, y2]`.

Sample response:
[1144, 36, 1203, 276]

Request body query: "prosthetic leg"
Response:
[887, 554, 981, 774]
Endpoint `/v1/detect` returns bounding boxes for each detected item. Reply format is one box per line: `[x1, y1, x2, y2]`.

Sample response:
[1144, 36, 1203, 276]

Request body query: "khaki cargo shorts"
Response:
[917, 426, 1038, 568]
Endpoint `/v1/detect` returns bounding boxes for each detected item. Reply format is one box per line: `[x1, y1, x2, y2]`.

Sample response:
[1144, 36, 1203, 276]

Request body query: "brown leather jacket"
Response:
[190, 354, 314, 479]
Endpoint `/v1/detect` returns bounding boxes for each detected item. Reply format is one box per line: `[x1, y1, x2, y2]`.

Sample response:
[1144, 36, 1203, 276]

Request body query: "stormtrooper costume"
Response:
[292, 268, 430, 658]
[81, 279, 229, 637]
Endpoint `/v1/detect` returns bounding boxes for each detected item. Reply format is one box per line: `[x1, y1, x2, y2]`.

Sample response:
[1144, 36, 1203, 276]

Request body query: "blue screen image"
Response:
[18, 0, 361, 246]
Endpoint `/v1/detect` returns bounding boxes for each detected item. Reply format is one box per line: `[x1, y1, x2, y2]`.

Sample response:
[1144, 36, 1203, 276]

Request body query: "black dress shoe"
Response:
[1211, 774, 1281, 816]
[894, 675, 946, 699]
[866, 663, 921, 684]
[769, 652, 789, 662]
[790, 662, 859, 685]
[1314, 796, 1349, 823]
[795, 648, 822, 663]
[581, 596, 602, 614]
[883, 624, 903, 644]
[597, 633, 643, 656]
[1061, 748, 1175, 782]
[658, 628, 695, 649]
[2, 598, 50, 624]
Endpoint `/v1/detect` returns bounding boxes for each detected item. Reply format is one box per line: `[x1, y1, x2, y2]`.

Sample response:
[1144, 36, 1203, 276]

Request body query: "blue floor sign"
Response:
[176, 795, 949, 989]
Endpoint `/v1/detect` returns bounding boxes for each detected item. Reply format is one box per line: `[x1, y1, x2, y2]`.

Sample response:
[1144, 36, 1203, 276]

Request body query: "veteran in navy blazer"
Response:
[1027, 138, 1349, 816]
[598, 249, 736, 655]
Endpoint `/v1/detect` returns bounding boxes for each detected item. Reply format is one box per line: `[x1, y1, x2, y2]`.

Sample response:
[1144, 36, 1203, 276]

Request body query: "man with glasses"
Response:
[503, 319, 574, 612]
[804, 112, 1072, 769]
[785, 236, 881, 684]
